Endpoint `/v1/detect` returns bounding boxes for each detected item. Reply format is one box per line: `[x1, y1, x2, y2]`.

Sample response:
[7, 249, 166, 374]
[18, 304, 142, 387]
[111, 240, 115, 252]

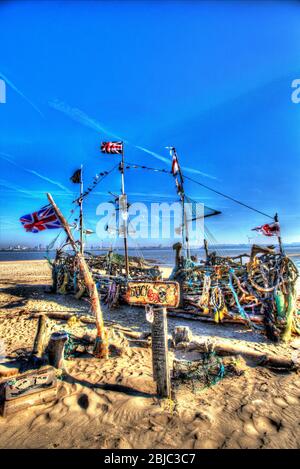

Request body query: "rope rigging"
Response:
[183, 173, 274, 220]
[124, 160, 273, 220]
[72, 163, 119, 205]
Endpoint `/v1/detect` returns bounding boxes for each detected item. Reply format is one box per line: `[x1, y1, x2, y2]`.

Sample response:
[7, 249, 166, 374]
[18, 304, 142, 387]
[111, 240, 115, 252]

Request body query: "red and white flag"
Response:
[101, 141, 123, 154]
[252, 222, 280, 237]
[171, 154, 179, 175]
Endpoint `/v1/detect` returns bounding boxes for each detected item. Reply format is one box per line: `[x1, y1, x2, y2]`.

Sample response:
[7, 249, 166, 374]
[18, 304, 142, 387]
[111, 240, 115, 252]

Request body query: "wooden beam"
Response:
[151, 307, 171, 398]
[46, 193, 108, 358]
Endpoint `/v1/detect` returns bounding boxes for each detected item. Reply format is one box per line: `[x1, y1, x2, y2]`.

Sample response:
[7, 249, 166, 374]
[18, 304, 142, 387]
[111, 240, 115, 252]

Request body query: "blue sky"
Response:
[0, 0, 299, 249]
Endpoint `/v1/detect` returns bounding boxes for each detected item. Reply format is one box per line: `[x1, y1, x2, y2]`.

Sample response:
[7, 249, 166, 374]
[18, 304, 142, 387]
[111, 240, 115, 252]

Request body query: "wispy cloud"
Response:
[0, 71, 44, 117]
[0, 178, 43, 199]
[49, 100, 217, 180]
[0, 151, 72, 194]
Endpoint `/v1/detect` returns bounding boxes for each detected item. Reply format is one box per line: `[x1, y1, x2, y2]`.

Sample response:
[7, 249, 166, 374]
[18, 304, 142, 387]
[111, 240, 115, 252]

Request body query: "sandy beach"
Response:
[0, 260, 299, 449]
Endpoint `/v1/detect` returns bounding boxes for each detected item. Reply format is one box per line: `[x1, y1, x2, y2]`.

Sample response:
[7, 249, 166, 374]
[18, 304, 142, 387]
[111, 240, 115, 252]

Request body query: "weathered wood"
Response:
[173, 242, 182, 268]
[1, 386, 57, 417]
[0, 362, 20, 379]
[47, 193, 108, 358]
[32, 314, 47, 358]
[151, 307, 171, 398]
[176, 338, 299, 370]
[126, 281, 180, 308]
[0, 366, 57, 417]
[28, 311, 95, 323]
[47, 331, 68, 369]
[0, 366, 56, 400]
[167, 310, 264, 324]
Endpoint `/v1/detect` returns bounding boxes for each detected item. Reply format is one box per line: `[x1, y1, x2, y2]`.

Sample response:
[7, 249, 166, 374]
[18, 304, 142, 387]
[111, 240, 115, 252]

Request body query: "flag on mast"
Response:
[101, 141, 123, 154]
[20, 205, 62, 233]
[70, 168, 82, 183]
[252, 222, 280, 237]
[171, 154, 179, 176]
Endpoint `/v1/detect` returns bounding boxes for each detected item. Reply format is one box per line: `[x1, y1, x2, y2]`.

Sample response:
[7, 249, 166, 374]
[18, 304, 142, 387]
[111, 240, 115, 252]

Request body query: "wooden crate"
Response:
[0, 366, 57, 417]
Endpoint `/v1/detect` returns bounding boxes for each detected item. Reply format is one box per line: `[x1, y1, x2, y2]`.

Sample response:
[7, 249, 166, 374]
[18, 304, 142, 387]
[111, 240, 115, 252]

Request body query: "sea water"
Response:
[1, 247, 299, 271]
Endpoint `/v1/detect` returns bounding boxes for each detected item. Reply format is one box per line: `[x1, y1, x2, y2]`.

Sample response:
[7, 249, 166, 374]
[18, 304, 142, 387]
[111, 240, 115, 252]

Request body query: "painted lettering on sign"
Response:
[0, 366, 57, 401]
[125, 281, 180, 307]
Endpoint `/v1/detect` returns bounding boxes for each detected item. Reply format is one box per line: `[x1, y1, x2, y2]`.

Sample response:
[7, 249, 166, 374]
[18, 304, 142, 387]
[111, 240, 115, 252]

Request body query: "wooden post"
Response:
[120, 144, 129, 277]
[48, 331, 68, 369]
[274, 213, 284, 255]
[79, 164, 84, 255]
[47, 192, 108, 358]
[204, 239, 209, 261]
[32, 314, 47, 358]
[151, 307, 171, 398]
[174, 147, 190, 259]
[173, 242, 182, 269]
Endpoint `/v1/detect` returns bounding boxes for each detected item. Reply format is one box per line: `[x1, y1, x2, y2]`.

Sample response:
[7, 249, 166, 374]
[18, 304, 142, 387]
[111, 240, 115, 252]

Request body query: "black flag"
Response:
[70, 169, 81, 184]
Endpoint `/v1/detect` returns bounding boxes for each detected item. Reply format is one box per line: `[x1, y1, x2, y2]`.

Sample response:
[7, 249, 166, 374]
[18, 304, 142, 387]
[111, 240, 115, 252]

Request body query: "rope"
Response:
[72, 163, 119, 204]
[125, 160, 273, 219]
[228, 268, 253, 327]
[125, 161, 171, 175]
[183, 174, 274, 220]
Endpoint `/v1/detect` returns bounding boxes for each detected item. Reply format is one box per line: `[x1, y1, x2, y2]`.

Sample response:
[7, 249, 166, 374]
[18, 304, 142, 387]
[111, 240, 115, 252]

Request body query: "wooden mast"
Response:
[47, 192, 108, 358]
[274, 213, 284, 255]
[79, 164, 84, 255]
[120, 143, 129, 277]
[172, 147, 190, 259]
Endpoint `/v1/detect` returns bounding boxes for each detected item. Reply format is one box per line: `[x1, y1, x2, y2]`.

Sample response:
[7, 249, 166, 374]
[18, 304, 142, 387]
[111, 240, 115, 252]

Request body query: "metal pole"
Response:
[120, 143, 129, 277]
[79, 164, 84, 255]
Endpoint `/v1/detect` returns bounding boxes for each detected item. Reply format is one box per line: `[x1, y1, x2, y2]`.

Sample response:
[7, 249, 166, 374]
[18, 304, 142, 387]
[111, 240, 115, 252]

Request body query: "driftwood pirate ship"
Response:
[49, 145, 299, 343]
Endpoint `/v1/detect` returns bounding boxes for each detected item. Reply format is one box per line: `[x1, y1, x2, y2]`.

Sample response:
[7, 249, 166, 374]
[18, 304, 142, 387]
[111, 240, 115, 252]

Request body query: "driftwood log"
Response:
[47, 192, 108, 358]
[32, 314, 47, 358]
[47, 331, 69, 369]
[176, 338, 299, 370]
[167, 310, 264, 325]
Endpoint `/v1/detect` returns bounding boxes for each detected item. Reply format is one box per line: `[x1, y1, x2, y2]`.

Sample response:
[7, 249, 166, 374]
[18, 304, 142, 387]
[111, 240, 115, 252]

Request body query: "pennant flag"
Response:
[70, 168, 82, 183]
[20, 205, 62, 233]
[171, 154, 179, 176]
[252, 222, 280, 237]
[84, 228, 94, 235]
[101, 141, 123, 154]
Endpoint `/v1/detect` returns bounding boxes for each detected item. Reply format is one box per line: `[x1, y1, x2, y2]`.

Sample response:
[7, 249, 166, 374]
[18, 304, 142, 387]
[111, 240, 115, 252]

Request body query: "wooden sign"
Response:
[0, 366, 56, 401]
[0, 366, 57, 417]
[125, 281, 180, 308]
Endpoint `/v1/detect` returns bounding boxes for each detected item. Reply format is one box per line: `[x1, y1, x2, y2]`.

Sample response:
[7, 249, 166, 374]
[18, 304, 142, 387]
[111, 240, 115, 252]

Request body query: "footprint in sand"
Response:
[273, 397, 289, 409]
[284, 395, 299, 406]
[29, 411, 65, 433]
[252, 415, 280, 436]
[237, 434, 262, 449]
[105, 397, 156, 427]
[243, 421, 260, 438]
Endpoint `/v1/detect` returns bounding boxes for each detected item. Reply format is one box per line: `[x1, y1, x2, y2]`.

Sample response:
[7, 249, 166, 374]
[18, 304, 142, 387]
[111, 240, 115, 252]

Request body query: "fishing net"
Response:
[172, 351, 226, 393]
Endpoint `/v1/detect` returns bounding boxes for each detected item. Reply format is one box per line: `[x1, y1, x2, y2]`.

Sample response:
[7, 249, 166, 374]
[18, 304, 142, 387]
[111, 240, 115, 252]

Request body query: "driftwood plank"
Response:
[1, 386, 57, 417]
[32, 314, 47, 357]
[176, 339, 299, 370]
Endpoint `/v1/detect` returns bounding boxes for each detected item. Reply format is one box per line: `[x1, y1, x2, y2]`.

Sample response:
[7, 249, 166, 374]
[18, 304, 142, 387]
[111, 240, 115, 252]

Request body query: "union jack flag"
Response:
[20, 205, 62, 233]
[101, 141, 123, 154]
